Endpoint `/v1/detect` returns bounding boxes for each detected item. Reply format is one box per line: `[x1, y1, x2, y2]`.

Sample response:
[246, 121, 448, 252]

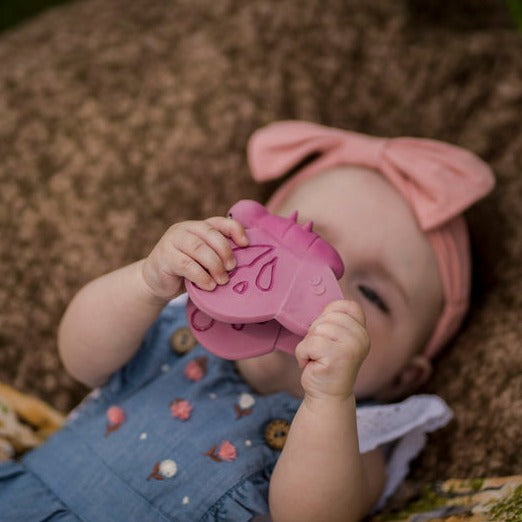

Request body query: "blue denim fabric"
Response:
[0, 301, 301, 521]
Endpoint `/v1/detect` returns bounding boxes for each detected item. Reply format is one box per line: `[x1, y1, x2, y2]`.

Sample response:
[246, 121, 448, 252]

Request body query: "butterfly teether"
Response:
[185, 199, 344, 359]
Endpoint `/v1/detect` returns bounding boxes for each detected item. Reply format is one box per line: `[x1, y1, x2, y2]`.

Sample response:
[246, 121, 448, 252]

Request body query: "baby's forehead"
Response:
[303, 167, 418, 227]
[307, 170, 439, 284]
[296, 166, 406, 209]
[276, 165, 437, 264]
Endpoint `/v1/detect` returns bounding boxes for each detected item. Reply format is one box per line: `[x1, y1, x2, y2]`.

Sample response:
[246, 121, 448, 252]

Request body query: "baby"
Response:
[0, 121, 494, 522]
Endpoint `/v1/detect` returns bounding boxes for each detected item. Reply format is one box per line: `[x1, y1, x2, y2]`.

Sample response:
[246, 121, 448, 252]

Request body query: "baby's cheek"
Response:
[337, 279, 358, 304]
[354, 321, 395, 390]
[353, 357, 382, 398]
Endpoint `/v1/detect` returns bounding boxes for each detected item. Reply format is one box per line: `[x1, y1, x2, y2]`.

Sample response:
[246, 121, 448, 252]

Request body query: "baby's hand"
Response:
[296, 300, 370, 401]
[141, 217, 248, 302]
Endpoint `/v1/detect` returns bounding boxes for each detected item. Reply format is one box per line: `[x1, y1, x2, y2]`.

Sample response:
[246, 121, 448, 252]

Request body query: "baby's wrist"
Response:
[135, 259, 179, 306]
[302, 391, 357, 417]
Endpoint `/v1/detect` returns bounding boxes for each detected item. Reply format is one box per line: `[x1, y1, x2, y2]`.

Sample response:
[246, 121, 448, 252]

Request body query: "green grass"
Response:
[0, 0, 73, 33]
[507, 0, 522, 31]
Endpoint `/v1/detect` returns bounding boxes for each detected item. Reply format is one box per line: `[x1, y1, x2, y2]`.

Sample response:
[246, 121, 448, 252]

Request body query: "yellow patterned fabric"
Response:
[371, 476, 522, 521]
[0, 382, 64, 460]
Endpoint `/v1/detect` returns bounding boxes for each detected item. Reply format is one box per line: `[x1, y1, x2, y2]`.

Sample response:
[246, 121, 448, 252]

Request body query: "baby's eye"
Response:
[358, 285, 390, 314]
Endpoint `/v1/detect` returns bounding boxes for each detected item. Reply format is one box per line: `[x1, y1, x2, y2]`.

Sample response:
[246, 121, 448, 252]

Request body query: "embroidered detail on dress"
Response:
[204, 444, 221, 462]
[234, 404, 252, 419]
[105, 405, 126, 436]
[218, 440, 237, 461]
[169, 398, 193, 421]
[184, 356, 208, 381]
[147, 459, 178, 480]
[139, 432, 148, 440]
[204, 440, 237, 462]
[239, 393, 255, 409]
[182, 496, 190, 505]
[234, 392, 255, 419]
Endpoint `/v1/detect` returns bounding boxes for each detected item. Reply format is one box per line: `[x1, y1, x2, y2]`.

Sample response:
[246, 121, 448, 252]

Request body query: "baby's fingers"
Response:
[182, 218, 247, 274]
[205, 216, 249, 249]
[176, 229, 232, 287]
[197, 218, 246, 272]
[295, 333, 331, 370]
[321, 299, 366, 327]
[175, 251, 218, 291]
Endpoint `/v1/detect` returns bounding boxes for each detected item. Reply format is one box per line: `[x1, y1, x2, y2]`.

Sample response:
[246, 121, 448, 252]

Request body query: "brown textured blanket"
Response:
[0, 0, 521, 508]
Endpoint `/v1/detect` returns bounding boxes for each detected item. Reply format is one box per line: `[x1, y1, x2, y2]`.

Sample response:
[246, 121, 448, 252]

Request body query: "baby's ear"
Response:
[375, 356, 433, 402]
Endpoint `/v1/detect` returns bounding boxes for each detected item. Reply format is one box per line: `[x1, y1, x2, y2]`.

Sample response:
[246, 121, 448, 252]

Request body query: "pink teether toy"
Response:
[186, 199, 344, 359]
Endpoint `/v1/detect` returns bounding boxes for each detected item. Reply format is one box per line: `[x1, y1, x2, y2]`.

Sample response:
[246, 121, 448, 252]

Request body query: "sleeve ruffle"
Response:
[356, 394, 453, 510]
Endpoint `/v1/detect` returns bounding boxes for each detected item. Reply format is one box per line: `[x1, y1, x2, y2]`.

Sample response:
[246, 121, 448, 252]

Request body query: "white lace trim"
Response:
[356, 394, 453, 510]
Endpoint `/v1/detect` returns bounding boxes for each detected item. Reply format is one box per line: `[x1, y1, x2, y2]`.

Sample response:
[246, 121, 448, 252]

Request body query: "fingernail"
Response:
[225, 259, 236, 271]
[207, 280, 217, 290]
[218, 274, 229, 285]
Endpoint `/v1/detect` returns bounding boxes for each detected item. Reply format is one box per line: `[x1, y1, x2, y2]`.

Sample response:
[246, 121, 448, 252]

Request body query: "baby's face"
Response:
[270, 166, 444, 399]
[236, 166, 443, 399]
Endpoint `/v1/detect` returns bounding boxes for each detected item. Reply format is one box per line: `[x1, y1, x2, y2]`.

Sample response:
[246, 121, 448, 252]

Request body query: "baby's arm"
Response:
[269, 300, 386, 522]
[58, 217, 248, 388]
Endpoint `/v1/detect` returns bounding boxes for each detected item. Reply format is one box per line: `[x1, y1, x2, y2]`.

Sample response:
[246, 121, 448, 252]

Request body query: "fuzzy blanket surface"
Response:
[0, 0, 521, 503]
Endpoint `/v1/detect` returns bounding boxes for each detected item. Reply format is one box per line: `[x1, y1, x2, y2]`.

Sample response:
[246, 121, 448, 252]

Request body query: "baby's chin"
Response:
[236, 351, 304, 397]
[352, 375, 384, 403]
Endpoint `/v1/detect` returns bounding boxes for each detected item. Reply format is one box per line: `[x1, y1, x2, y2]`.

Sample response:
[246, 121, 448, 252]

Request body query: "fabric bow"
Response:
[247, 120, 495, 231]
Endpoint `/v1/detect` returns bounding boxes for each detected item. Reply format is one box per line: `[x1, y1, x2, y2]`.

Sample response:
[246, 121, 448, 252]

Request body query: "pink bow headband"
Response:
[247, 120, 495, 358]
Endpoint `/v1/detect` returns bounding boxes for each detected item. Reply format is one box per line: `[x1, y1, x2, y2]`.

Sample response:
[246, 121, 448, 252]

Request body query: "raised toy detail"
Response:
[185, 199, 344, 359]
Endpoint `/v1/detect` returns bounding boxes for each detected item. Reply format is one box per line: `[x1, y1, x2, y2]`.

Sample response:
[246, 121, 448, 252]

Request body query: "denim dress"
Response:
[0, 297, 453, 521]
